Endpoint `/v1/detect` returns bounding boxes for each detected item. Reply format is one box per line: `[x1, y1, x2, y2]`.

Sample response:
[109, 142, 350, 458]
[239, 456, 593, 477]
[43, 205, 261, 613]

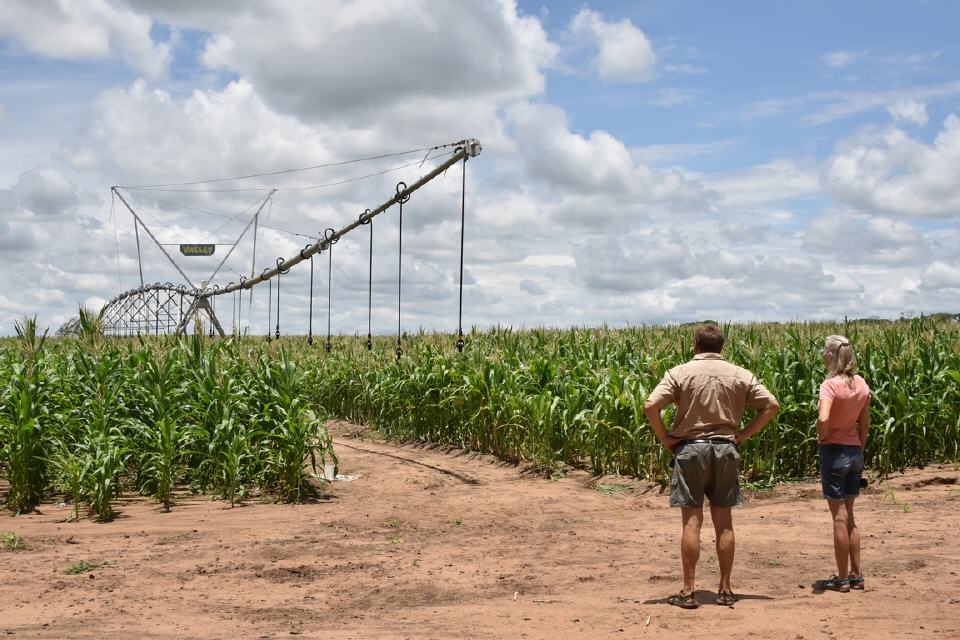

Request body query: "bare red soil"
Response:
[2, 423, 959, 639]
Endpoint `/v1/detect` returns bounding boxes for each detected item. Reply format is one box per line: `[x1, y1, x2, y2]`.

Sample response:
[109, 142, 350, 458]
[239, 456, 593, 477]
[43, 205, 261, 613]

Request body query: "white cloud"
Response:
[809, 82, 960, 125]
[191, 0, 557, 122]
[820, 50, 865, 69]
[651, 88, 697, 107]
[574, 230, 694, 292]
[819, 49, 940, 72]
[701, 159, 819, 206]
[804, 213, 930, 266]
[631, 139, 736, 165]
[507, 102, 713, 210]
[91, 79, 332, 185]
[0, 0, 171, 77]
[743, 80, 960, 125]
[887, 99, 928, 126]
[0, 166, 79, 217]
[918, 261, 960, 290]
[567, 7, 656, 83]
[663, 63, 707, 75]
[824, 114, 960, 218]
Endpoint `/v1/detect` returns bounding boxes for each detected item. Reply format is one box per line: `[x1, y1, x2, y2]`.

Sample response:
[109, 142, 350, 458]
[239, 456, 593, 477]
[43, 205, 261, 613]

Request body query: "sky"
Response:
[0, 0, 958, 336]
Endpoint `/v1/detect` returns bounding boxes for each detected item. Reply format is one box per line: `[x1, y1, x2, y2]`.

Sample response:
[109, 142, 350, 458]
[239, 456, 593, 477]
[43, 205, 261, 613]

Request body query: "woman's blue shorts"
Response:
[818, 444, 864, 501]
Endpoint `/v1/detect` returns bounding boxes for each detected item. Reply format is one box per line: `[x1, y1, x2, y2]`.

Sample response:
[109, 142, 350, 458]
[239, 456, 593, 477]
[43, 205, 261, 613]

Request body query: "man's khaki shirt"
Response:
[646, 352, 777, 441]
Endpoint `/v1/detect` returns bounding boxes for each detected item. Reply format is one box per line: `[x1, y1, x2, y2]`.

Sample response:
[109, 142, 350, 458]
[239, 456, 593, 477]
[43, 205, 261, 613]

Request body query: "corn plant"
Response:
[130, 349, 193, 511]
[253, 350, 336, 502]
[0, 318, 49, 514]
[201, 412, 251, 505]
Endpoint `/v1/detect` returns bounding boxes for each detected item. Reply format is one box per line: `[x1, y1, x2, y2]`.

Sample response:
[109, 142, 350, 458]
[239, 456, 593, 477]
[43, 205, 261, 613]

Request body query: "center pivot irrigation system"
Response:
[88, 139, 482, 355]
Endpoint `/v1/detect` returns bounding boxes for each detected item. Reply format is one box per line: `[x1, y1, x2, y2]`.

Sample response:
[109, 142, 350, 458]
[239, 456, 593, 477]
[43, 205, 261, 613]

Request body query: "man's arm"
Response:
[739, 376, 780, 445]
[644, 400, 681, 452]
[737, 400, 780, 444]
[644, 372, 680, 452]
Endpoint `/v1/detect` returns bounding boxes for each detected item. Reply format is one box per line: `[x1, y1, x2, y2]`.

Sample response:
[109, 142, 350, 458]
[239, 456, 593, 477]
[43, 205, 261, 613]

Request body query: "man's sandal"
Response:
[814, 576, 850, 592]
[717, 589, 737, 606]
[848, 574, 864, 590]
[666, 591, 699, 609]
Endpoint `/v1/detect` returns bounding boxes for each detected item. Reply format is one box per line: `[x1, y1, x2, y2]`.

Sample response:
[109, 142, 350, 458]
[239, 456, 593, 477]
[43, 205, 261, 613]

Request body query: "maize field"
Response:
[2, 314, 959, 520]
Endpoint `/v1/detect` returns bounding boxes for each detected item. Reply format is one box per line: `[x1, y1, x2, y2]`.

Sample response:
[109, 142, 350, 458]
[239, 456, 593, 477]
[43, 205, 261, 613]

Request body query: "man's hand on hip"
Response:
[663, 434, 682, 452]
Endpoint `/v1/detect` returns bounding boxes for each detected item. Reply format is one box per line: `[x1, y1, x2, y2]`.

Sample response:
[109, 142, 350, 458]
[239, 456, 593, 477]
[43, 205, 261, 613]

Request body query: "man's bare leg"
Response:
[828, 499, 850, 579]
[711, 505, 735, 593]
[680, 506, 703, 594]
[845, 497, 860, 577]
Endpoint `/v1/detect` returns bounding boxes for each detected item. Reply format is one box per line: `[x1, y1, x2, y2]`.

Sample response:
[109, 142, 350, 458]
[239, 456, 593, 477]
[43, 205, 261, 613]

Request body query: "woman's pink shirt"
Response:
[819, 375, 871, 446]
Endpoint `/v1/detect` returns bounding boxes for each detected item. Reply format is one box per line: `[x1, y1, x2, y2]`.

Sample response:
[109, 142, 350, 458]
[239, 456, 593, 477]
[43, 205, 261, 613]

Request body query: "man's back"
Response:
[649, 353, 775, 441]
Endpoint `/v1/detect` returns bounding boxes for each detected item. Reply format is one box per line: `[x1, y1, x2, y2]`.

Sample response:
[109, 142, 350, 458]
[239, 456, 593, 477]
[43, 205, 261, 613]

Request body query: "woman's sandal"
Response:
[814, 575, 850, 592]
[848, 574, 864, 590]
[666, 590, 699, 609]
[717, 589, 737, 606]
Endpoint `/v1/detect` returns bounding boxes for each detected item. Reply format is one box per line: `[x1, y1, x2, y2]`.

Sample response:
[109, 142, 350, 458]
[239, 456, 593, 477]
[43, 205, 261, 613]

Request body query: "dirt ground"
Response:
[2, 423, 959, 640]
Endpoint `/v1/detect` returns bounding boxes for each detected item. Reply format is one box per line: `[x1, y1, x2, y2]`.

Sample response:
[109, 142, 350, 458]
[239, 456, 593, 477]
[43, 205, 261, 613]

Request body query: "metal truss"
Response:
[98, 283, 201, 336]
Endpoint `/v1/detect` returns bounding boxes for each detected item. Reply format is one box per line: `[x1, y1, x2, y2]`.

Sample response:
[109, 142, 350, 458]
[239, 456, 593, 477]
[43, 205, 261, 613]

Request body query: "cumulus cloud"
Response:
[574, 231, 694, 293]
[0, 167, 79, 217]
[824, 114, 960, 218]
[187, 0, 557, 122]
[567, 7, 656, 82]
[804, 213, 930, 266]
[887, 99, 928, 126]
[507, 102, 713, 209]
[0, 0, 171, 77]
[91, 80, 331, 185]
[918, 261, 960, 290]
[569, 226, 866, 321]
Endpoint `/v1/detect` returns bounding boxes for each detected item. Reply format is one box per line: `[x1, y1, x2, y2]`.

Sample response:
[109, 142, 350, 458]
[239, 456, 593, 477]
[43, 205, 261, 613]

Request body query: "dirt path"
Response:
[2, 424, 959, 639]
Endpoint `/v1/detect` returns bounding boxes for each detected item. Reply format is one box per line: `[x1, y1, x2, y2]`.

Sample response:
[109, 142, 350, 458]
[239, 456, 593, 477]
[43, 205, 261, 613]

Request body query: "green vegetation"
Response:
[2, 316, 959, 520]
[308, 318, 960, 483]
[64, 560, 110, 575]
[2, 531, 28, 550]
[593, 483, 632, 495]
[883, 486, 912, 513]
[0, 317, 337, 520]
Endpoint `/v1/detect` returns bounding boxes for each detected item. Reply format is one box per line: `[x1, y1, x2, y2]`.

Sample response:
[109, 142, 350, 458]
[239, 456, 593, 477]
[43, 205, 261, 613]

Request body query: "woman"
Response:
[815, 335, 871, 592]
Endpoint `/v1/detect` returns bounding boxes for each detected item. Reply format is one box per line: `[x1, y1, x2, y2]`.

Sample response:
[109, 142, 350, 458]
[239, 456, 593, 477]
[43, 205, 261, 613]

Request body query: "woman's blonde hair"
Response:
[824, 334, 857, 384]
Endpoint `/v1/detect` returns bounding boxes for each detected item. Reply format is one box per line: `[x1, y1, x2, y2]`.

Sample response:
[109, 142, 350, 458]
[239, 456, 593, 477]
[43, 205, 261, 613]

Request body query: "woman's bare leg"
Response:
[845, 497, 860, 577]
[828, 499, 849, 580]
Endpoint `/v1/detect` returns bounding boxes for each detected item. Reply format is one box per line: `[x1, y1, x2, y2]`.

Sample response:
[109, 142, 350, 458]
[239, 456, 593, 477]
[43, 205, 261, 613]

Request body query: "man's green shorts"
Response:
[669, 441, 742, 507]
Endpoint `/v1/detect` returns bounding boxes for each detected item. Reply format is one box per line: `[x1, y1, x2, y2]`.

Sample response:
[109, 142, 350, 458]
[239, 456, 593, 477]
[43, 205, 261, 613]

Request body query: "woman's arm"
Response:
[817, 397, 832, 444]
[857, 397, 870, 448]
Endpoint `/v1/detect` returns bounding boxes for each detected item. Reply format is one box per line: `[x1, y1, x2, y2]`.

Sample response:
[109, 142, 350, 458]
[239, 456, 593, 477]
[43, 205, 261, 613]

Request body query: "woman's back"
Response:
[819, 374, 870, 446]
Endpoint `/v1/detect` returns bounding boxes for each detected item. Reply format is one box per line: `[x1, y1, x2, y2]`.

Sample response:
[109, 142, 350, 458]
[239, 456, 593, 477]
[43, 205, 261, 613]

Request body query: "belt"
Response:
[683, 438, 736, 445]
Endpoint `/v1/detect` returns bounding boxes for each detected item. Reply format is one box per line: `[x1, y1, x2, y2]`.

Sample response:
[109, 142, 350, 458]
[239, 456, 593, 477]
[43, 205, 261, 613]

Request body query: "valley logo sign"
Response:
[179, 244, 216, 257]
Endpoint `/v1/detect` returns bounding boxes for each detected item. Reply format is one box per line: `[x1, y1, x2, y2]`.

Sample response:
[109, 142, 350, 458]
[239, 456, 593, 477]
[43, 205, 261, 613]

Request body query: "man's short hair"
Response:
[695, 323, 724, 353]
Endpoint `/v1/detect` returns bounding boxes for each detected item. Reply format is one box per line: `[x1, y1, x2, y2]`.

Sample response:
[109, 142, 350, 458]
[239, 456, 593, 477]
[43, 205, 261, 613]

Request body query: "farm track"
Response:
[1, 423, 959, 639]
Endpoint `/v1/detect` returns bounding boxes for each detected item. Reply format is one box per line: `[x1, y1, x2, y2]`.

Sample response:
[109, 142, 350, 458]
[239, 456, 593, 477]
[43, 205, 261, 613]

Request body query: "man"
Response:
[643, 323, 779, 609]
